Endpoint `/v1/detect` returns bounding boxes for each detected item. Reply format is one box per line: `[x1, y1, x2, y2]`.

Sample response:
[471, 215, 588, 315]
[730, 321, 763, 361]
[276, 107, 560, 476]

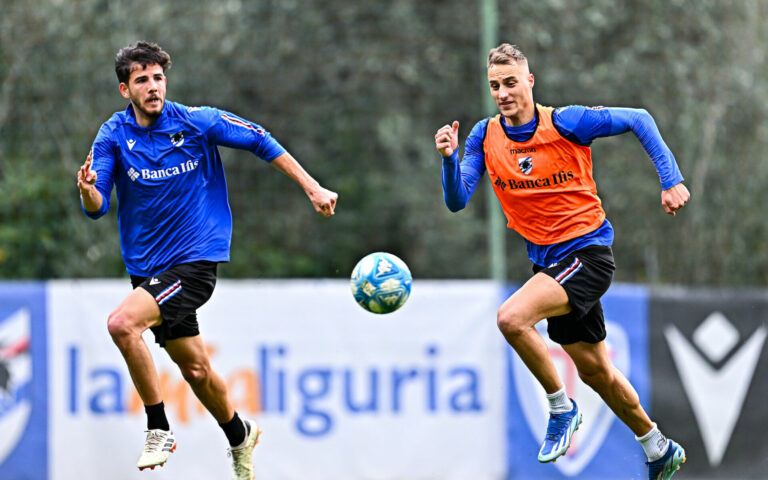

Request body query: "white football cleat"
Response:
[137, 429, 176, 471]
[228, 419, 261, 480]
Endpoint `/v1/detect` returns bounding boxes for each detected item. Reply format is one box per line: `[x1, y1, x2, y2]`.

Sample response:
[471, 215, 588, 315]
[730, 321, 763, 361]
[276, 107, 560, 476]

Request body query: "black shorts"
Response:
[130, 260, 218, 347]
[532, 245, 615, 345]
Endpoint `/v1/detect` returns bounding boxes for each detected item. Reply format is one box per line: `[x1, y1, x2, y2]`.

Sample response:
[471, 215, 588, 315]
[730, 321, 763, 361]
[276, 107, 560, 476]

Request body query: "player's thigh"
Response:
[499, 272, 572, 327]
[111, 287, 162, 331]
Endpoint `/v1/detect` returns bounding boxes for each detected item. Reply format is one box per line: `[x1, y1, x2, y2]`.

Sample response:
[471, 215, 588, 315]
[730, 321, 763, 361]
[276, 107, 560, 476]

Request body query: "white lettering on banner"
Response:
[664, 314, 767, 467]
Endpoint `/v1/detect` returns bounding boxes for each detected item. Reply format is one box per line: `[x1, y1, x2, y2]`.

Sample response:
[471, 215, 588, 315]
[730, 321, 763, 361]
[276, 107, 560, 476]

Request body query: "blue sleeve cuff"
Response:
[442, 150, 460, 164]
[81, 199, 108, 219]
[661, 171, 685, 191]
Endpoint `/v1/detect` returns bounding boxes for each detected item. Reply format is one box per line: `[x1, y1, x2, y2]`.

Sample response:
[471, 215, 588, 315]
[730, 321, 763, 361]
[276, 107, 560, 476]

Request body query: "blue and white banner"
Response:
[45, 279, 506, 480]
[3, 279, 763, 479]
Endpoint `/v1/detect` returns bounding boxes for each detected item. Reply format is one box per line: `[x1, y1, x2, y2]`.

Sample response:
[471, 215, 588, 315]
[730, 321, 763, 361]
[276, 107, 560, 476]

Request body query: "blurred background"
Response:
[1, 1, 767, 479]
[2, 0, 767, 284]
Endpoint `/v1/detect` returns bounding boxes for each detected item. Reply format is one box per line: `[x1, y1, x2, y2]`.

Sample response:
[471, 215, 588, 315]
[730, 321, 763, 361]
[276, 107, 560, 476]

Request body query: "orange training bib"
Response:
[483, 105, 605, 245]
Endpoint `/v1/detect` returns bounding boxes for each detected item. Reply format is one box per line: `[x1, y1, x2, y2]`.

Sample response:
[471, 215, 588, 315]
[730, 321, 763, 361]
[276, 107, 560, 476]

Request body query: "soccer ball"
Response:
[350, 252, 412, 314]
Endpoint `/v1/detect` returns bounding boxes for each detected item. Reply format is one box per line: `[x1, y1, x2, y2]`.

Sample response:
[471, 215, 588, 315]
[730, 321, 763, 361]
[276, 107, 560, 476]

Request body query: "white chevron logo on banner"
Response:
[664, 312, 767, 467]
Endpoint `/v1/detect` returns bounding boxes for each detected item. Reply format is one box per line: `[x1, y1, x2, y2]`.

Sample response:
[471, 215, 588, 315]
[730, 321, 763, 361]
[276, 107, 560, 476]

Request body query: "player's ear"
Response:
[119, 82, 130, 99]
[529, 73, 535, 88]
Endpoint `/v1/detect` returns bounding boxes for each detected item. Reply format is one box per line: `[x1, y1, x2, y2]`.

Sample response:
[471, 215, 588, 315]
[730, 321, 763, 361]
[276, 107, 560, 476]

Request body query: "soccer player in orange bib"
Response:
[435, 44, 689, 480]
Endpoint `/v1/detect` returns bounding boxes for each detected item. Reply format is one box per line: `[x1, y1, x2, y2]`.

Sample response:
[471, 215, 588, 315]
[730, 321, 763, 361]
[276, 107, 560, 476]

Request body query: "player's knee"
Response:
[497, 307, 527, 338]
[179, 361, 210, 386]
[107, 309, 137, 343]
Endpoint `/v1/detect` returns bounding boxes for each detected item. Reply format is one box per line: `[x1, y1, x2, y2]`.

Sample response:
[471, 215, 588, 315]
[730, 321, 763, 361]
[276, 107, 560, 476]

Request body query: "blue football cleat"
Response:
[647, 439, 686, 480]
[537, 399, 582, 463]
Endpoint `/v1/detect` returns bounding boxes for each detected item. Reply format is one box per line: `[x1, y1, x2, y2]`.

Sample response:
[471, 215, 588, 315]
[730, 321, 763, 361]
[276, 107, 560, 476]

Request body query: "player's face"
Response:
[119, 63, 167, 127]
[487, 61, 535, 126]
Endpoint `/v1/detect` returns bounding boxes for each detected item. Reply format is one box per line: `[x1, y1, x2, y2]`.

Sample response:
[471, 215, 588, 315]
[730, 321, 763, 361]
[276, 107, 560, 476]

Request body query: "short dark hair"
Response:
[487, 43, 528, 69]
[114, 41, 172, 84]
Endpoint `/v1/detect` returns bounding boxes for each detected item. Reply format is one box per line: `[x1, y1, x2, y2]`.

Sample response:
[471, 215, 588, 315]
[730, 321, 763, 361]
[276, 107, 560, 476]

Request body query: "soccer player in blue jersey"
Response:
[76, 41, 337, 479]
[435, 44, 688, 479]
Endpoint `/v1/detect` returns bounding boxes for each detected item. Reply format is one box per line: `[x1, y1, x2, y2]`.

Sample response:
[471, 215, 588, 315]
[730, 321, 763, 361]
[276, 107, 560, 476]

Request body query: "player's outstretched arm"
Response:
[77, 149, 104, 213]
[270, 152, 338, 217]
[661, 182, 690, 216]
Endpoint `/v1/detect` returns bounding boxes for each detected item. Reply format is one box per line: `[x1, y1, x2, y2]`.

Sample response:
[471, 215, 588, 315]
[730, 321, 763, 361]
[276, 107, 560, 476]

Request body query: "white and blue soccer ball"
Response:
[350, 252, 412, 314]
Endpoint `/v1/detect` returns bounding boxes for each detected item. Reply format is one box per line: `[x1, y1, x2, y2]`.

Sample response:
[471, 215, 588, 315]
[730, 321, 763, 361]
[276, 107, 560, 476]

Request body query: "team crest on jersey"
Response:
[169, 131, 185, 147]
[518, 156, 533, 175]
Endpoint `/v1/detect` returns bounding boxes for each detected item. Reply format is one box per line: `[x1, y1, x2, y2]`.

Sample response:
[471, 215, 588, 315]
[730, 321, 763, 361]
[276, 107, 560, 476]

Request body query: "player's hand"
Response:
[309, 186, 338, 217]
[435, 121, 459, 157]
[77, 149, 98, 193]
[661, 183, 690, 216]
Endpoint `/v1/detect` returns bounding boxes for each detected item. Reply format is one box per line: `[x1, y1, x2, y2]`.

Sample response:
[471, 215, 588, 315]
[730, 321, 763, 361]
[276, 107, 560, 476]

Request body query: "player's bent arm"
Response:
[442, 152, 471, 212]
[80, 187, 104, 216]
[558, 106, 684, 190]
[556, 106, 689, 215]
[603, 108, 689, 214]
[441, 120, 487, 212]
[76, 147, 110, 219]
[607, 108, 684, 190]
[269, 152, 338, 217]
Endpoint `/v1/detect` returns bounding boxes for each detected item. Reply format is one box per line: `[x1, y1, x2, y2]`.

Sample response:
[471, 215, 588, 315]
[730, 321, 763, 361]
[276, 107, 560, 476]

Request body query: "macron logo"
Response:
[665, 312, 767, 467]
[126, 139, 136, 151]
[149, 278, 161, 286]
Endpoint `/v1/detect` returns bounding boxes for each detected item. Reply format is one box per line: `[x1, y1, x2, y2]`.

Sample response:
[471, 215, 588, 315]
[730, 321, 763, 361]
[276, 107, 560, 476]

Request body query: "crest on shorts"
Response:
[169, 131, 184, 148]
[518, 156, 533, 175]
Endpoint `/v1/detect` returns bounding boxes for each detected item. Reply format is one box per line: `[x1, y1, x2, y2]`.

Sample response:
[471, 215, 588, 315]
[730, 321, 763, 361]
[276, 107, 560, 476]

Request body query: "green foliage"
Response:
[1, 0, 766, 286]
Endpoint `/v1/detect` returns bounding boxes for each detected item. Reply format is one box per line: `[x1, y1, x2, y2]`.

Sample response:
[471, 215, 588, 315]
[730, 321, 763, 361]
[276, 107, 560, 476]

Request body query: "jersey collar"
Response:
[123, 101, 170, 130]
[500, 106, 540, 142]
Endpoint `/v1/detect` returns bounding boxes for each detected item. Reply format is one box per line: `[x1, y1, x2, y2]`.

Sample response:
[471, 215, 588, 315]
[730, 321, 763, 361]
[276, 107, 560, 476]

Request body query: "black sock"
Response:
[219, 412, 247, 447]
[145, 401, 170, 431]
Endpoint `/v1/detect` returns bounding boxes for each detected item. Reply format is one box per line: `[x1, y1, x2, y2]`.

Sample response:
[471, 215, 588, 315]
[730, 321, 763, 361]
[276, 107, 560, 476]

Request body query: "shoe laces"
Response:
[646, 462, 664, 480]
[227, 446, 252, 477]
[143, 430, 166, 453]
[544, 412, 572, 442]
[646, 454, 669, 479]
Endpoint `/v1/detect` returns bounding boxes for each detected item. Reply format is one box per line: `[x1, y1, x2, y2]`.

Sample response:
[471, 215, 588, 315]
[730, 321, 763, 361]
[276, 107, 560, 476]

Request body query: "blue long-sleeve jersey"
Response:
[84, 101, 286, 276]
[442, 106, 684, 266]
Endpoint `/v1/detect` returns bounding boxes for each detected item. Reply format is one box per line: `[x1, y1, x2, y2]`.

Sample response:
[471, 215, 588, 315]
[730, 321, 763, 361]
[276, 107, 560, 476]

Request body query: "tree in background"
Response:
[1, 0, 766, 285]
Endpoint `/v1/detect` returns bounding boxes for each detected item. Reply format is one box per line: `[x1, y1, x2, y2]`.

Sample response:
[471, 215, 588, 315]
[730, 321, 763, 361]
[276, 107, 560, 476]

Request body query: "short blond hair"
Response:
[487, 43, 528, 69]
